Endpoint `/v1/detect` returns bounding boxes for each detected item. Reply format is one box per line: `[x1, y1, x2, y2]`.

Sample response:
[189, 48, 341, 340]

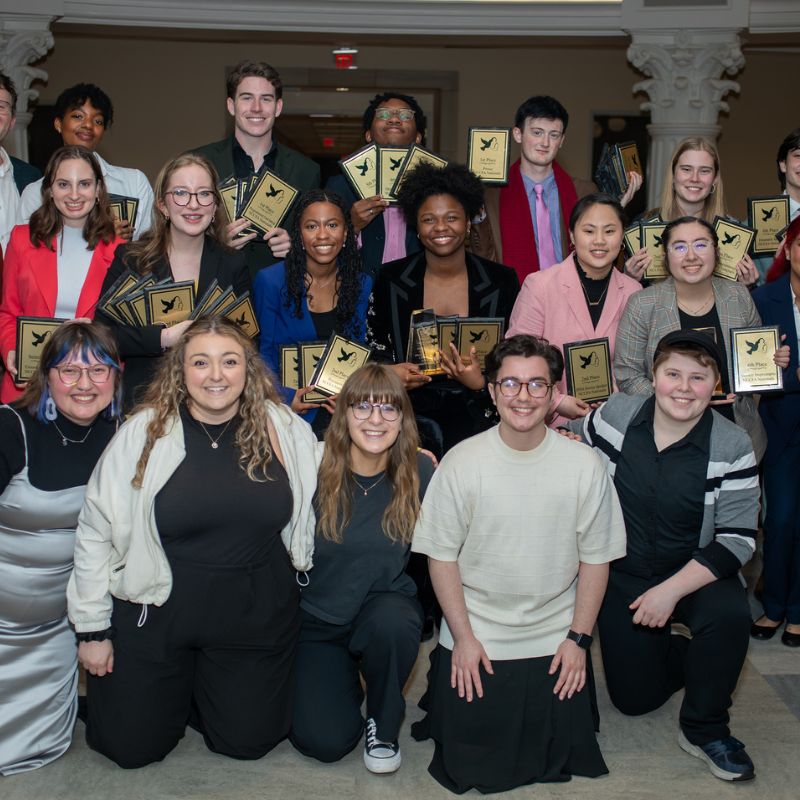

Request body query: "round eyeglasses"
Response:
[165, 189, 217, 207]
[667, 239, 713, 257]
[492, 378, 553, 398]
[54, 364, 112, 386]
[374, 107, 415, 122]
[350, 401, 401, 421]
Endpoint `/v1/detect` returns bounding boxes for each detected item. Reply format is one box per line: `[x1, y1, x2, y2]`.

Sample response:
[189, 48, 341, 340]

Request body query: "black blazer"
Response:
[97, 237, 250, 410]
[367, 251, 520, 364]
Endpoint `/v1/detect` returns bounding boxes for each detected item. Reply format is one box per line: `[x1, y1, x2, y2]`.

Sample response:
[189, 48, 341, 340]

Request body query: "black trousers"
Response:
[86, 555, 300, 769]
[289, 592, 422, 763]
[598, 568, 750, 745]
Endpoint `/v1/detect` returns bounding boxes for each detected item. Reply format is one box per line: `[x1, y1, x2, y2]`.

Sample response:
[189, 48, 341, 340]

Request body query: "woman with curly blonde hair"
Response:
[68, 315, 319, 769]
[290, 364, 434, 775]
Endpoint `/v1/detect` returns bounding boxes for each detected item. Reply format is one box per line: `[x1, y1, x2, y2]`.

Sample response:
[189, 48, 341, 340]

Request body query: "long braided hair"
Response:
[283, 189, 365, 338]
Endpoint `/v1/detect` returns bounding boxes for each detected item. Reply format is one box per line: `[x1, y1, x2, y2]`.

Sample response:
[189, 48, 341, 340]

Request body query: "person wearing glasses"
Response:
[325, 92, 426, 278]
[290, 364, 433, 774]
[614, 216, 788, 461]
[68, 316, 318, 769]
[0, 145, 123, 403]
[470, 95, 641, 286]
[410, 334, 625, 794]
[97, 153, 250, 409]
[191, 60, 320, 281]
[565, 331, 760, 782]
[0, 321, 121, 775]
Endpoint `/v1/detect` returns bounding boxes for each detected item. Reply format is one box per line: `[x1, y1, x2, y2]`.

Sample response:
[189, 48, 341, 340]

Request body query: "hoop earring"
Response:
[709, 184, 717, 195]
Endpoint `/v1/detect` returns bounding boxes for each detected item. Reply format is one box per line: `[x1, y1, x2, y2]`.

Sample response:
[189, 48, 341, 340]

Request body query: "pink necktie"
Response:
[381, 206, 407, 263]
[534, 183, 558, 270]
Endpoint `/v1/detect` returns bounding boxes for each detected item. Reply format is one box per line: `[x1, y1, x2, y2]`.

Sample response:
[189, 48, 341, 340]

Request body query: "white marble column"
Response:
[627, 30, 745, 208]
[0, 24, 54, 161]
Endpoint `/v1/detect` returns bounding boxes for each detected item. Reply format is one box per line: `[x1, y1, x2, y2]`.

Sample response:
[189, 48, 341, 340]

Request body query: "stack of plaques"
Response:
[217, 169, 298, 235]
[107, 194, 139, 231]
[594, 141, 643, 197]
[407, 309, 505, 376]
[280, 333, 371, 402]
[339, 143, 448, 204]
[98, 271, 259, 337]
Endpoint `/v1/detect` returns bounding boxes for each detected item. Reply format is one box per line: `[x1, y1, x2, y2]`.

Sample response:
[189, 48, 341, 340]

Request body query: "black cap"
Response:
[654, 330, 724, 374]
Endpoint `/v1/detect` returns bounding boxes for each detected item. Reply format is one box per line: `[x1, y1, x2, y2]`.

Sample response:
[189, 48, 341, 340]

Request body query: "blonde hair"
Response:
[659, 137, 727, 223]
[131, 317, 281, 488]
[316, 364, 421, 544]
[121, 153, 226, 276]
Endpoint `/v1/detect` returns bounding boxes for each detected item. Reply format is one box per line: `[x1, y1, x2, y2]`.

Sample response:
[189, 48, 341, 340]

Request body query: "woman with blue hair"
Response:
[0, 320, 122, 774]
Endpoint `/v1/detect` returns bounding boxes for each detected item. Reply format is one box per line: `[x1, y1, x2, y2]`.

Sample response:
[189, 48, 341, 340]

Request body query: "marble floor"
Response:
[4, 566, 799, 800]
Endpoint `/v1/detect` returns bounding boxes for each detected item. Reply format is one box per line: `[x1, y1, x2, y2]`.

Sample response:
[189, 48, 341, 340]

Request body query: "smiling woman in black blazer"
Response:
[97, 153, 250, 410]
[367, 162, 519, 455]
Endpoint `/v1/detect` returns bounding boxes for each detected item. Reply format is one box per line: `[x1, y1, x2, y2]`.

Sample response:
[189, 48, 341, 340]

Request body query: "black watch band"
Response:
[567, 629, 593, 649]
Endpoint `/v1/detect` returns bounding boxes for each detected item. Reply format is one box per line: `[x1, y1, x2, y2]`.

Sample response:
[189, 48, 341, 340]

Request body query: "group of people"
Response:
[0, 58, 799, 794]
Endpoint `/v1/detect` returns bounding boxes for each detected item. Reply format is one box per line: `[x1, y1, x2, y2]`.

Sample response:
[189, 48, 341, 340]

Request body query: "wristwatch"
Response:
[567, 629, 593, 650]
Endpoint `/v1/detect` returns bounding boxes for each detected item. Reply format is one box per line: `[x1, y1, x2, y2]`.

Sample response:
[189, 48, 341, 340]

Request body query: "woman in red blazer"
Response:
[0, 145, 122, 402]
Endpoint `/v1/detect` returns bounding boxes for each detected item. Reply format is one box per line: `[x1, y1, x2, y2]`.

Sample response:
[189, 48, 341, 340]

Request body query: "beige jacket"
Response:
[67, 402, 319, 632]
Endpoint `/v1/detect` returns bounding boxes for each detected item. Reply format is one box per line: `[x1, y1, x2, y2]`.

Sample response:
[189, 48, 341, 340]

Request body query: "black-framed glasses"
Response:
[374, 107, 415, 122]
[492, 378, 553, 398]
[350, 401, 401, 421]
[54, 364, 112, 386]
[165, 189, 217, 207]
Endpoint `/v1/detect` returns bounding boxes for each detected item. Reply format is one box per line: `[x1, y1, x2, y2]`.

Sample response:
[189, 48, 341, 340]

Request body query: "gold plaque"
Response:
[99, 269, 140, 323]
[115, 275, 160, 326]
[107, 194, 139, 230]
[378, 146, 408, 203]
[239, 170, 298, 234]
[309, 334, 371, 398]
[641, 222, 668, 280]
[456, 318, 504, 370]
[467, 127, 511, 185]
[747, 196, 791, 256]
[217, 178, 239, 224]
[15, 317, 67, 384]
[563, 338, 613, 403]
[407, 309, 442, 376]
[299, 341, 328, 403]
[280, 344, 301, 390]
[339, 143, 379, 201]
[617, 142, 644, 184]
[221, 293, 260, 339]
[623, 223, 642, 258]
[191, 280, 226, 319]
[202, 286, 238, 318]
[731, 326, 783, 394]
[391, 145, 448, 197]
[437, 315, 460, 356]
[714, 217, 755, 282]
[144, 281, 195, 326]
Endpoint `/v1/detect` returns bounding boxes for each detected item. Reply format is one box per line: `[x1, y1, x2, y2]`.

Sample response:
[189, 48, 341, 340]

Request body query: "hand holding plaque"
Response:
[747, 196, 790, 256]
[309, 334, 371, 398]
[640, 222, 668, 280]
[713, 217, 755, 281]
[730, 326, 783, 393]
[563, 338, 612, 403]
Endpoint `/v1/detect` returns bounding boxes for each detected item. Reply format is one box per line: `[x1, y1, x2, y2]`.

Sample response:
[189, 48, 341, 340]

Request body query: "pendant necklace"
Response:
[52, 420, 93, 447]
[306, 272, 337, 307]
[352, 473, 386, 496]
[197, 417, 234, 449]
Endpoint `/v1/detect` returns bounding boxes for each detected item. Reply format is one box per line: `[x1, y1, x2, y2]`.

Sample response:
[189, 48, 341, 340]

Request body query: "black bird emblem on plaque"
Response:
[389, 157, 403, 171]
[31, 330, 50, 347]
[469, 329, 489, 344]
[721, 231, 741, 246]
[264, 184, 284, 200]
[761, 207, 776, 222]
[480, 137, 497, 151]
[356, 158, 374, 176]
[161, 296, 182, 313]
[745, 337, 765, 355]
[338, 348, 356, 363]
[234, 313, 250, 329]
[579, 352, 598, 369]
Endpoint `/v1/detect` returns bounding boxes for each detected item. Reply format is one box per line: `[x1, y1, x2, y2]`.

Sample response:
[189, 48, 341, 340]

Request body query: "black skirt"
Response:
[411, 645, 608, 795]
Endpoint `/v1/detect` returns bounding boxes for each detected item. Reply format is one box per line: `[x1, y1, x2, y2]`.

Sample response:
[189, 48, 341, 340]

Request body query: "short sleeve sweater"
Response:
[411, 425, 626, 660]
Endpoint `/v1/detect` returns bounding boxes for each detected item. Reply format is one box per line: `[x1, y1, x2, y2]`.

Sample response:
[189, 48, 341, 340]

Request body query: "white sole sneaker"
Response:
[677, 730, 754, 781]
[363, 746, 401, 774]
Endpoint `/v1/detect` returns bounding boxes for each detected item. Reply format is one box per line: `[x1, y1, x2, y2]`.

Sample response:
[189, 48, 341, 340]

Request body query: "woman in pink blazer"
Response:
[507, 193, 641, 426]
[0, 146, 122, 402]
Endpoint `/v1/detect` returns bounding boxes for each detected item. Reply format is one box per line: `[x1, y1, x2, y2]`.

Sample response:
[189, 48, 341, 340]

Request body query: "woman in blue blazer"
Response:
[254, 190, 371, 434]
[751, 216, 800, 647]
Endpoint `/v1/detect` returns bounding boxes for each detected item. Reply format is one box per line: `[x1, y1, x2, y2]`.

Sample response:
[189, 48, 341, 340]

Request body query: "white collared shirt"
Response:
[0, 147, 21, 253]
[18, 152, 154, 240]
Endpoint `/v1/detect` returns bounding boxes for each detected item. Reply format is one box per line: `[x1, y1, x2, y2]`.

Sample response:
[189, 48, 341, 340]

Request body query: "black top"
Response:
[96, 237, 251, 411]
[612, 396, 712, 579]
[575, 258, 612, 329]
[232, 138, 278, 181]
[0, 405, 116, 493]
[310, 308, 337, 341]
[678, 304, 734, 422]
[301, 452, 435, 625]
[155, 406, 293, 566]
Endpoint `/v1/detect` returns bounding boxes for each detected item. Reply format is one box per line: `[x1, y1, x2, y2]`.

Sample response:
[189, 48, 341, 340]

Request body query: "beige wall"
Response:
[33, 32, 799, 219]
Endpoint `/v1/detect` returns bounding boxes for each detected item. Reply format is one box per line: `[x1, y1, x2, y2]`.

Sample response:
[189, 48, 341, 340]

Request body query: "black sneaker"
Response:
[678, 730, 755, 781]
[363, 717, 401, 774]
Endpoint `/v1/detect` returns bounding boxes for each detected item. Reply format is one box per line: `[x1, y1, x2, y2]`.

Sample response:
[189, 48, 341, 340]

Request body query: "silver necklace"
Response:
[52, 419, 93, 447]
[352, 472, 386, 496]
[196, 417, 234, 449]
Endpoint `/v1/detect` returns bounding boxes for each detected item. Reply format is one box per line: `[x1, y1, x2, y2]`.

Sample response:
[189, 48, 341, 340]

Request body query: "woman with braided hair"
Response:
[253, 189, 371, 437]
